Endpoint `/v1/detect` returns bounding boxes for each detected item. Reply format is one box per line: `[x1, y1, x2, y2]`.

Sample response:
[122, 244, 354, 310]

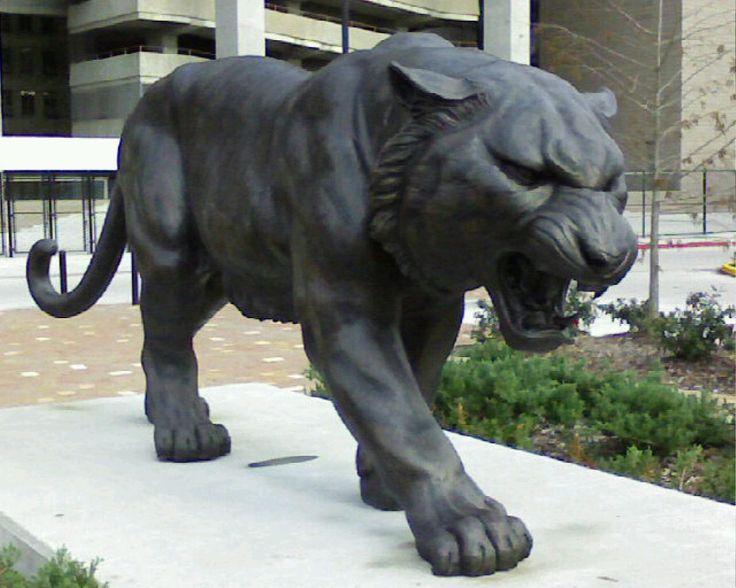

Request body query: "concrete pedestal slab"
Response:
[0, 384, 733, 587]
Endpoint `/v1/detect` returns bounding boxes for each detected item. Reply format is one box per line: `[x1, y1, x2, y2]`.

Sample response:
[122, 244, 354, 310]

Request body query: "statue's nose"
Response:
[580, 241, 627, 273]
[578, 229, 636, 281]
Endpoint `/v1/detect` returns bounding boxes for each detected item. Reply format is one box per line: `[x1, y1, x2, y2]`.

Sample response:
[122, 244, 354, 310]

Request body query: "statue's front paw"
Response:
[408, 482, 532, 576]
[154, 422, 231, 462]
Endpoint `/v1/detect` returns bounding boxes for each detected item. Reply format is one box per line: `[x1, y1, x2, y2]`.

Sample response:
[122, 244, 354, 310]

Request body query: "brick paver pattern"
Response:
[0, 302, 475, 408]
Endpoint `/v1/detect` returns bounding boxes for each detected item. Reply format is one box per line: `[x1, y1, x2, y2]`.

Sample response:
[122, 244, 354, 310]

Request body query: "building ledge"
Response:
[70, 52, 208, 90]
[266, 10, 389, 53]
[68, 0, 215, 34]
[357, 0, 479, 22]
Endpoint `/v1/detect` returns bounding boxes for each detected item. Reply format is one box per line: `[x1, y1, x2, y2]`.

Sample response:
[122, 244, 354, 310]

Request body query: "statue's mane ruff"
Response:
[368, 96, 490, 288]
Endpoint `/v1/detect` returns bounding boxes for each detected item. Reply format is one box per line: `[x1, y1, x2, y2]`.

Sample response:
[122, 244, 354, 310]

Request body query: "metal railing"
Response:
[1, 169, 733, 258]
[624, 169, 735, 238]
[0, 171, 115, 257]
[85, 46, 215, 61]
[264, 2, 396, 35]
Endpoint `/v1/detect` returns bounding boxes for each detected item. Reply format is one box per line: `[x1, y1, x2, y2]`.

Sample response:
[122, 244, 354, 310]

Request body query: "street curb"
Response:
[637, 239, 735, 250]
[0, 511, 53, 577]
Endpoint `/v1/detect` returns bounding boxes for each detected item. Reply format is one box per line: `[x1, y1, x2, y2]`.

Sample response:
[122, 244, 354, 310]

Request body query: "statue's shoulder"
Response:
[296, 33, 456, 95]
[370, 32, 455, 53]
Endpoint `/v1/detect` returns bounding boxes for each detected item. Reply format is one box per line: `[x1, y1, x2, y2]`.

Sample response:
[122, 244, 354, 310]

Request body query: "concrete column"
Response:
[0, 71, 4, 136]
[285, 1, 301, 15]
[482, 0, 530, 64]
[216, 0, 265, 58]
[147, 32, 178, 54]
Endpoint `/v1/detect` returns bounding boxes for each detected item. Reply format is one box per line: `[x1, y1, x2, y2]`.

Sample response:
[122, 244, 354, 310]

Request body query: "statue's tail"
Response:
[26, 184, 127, 318]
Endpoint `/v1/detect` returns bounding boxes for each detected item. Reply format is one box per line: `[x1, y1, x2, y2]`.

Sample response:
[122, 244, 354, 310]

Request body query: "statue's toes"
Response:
[416, 513, 532, 577]
[416, 527, 461, 576]
[477, 514, 533, 571]
[154, 423, 231, 462]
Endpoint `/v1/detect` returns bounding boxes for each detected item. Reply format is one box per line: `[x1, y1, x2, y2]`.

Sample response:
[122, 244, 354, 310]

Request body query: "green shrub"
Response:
[671, 445, 704, 492]
[599, 445, 661, 482]
[471, 299, 500, 343]
[599, 291, 735, 360]
[587, 379, 732, 455]
[0, 546, 106, 588]
[436, 338, 735, 502]
[700, 454, 736, 503]
[304, 366, 331, 400]
[438, 340, 589, 448]
[442, 340, 732, 455]
[0, 545, 26, 588]
[598, 297, 653, 333]
[564, 283, 599, 331]
[654, 291, 735, 360]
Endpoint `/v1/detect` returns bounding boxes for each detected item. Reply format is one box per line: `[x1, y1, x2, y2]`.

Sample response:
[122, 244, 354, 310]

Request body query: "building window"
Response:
[2, 91, 14, 118]
[42, 50, 58, 76]
[19, 48, 33, 75]
[2, 48, 12, 74]
[20, 91, 35, 117]
[1, 14, 13, 33]
[41, 16, 56, 35]
[18, 15, 34, 33]
[43, 93, 60, 120]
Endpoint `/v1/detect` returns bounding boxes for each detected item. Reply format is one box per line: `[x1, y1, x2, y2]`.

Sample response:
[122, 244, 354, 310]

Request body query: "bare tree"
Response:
[535, 0, 736, 317]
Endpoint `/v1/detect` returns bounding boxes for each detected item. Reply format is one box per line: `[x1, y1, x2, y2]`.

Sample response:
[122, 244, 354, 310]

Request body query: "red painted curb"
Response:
[637, 240, 734, 250]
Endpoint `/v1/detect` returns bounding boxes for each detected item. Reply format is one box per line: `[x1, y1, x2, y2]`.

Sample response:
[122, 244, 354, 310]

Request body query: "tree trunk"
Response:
[648, 190, 660, 317]
[647, 0, 665, 320]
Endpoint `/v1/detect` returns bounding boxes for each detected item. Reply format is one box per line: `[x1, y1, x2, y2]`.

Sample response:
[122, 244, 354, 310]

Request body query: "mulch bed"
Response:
[553, 331, 735, 401]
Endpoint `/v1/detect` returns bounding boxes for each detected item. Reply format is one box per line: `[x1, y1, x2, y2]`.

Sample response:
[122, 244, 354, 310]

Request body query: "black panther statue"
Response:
[27, 33, 637, 577]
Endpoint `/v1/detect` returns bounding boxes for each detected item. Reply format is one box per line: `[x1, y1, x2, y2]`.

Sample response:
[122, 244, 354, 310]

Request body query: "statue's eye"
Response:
[604, 175, 627, 211]
[604, 175, 624, 192]
[499, 160, 542, 188]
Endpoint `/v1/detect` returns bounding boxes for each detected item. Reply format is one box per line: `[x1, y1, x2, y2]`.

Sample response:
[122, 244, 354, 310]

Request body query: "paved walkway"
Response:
[0, 304, 310, 408]
[0, 301, 475, 408]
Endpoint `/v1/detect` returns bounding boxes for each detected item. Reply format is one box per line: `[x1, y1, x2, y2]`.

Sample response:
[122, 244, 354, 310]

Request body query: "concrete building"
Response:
[0, 4, 71, 136]
[0, 0, 490, 138]
[536, 0, 735, 177]
[0, 0, 733, 176]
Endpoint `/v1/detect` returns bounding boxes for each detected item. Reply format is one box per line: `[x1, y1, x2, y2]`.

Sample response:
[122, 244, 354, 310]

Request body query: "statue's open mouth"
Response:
[485, 252, 596, 352]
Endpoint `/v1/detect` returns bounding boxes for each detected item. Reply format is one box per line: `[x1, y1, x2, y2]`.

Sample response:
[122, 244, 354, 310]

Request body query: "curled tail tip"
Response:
[26, 239, 69, 318]
[27, 239, 59, 282]
[29, 238, 59, 258]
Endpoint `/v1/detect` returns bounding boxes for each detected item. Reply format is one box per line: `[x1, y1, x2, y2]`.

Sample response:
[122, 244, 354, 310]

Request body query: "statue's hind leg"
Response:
[358, 296, 465, 510]
[119, 126, 229, 461]
[139, 271, 229, 462]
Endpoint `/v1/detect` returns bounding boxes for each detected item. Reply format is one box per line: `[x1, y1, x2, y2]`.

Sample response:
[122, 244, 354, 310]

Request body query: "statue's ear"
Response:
[389, 62, 481, 109]
[584, 87, 617, 119]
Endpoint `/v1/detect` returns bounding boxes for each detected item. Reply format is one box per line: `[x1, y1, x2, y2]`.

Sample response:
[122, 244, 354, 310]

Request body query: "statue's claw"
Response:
[154, 422, 231, 462]
[407, 479, 532, 577]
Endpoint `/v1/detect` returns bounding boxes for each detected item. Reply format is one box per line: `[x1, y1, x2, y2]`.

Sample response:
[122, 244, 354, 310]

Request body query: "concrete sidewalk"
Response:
[0, 384, 733, 588]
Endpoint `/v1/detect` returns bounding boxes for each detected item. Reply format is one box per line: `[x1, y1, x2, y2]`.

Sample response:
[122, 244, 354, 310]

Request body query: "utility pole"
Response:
[341, 0, 350, 54]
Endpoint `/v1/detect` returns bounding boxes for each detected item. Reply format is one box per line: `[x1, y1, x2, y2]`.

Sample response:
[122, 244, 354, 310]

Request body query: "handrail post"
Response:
[701, 170, 707, 234]
[59, 249, 68, 294]
[6, 176, 14, 258]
